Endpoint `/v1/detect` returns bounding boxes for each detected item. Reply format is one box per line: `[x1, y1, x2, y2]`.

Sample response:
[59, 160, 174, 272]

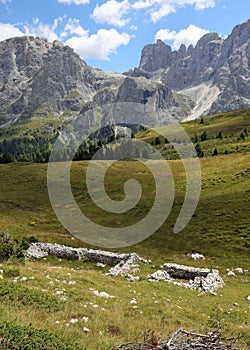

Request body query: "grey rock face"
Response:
[139, 39, 177, 72]
[0, 19, 249, 127]
[137, 20, 250, 116]
[0, 36, 95, 124]
[0, 36, 187, 126]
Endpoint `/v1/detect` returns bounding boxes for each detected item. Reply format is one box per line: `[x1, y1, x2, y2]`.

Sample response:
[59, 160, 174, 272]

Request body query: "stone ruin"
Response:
[149, 263, 225, 294]
[25, 242, 147, 277]
[26, 243, 224, 293]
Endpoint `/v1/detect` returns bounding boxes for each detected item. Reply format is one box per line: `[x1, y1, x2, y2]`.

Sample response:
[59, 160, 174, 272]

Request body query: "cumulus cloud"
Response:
[23, 18, 62, 42]
[62, 18, 88, 37]
[57, 0, 89, 5]
[92, 0, 131, 27]
[0, 23, 24, 41]
[0, 15, 131, 61]
[133, 0, 217, 23]
[155, 24, 209, 49]
[66, 28, 131, 60]
[151, 3, 176, 22]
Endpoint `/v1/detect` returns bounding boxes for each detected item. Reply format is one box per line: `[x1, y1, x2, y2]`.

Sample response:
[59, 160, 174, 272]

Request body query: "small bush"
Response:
[0, 321, 84, 350]
[3, 268, 20, 278]
[0, 234, 39, 263]
[0, 280, 63, 312]
[0, 243, 14, 262]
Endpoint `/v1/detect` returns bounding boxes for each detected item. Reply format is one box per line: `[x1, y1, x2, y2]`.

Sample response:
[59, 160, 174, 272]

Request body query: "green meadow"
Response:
[0, 108, 249, 349]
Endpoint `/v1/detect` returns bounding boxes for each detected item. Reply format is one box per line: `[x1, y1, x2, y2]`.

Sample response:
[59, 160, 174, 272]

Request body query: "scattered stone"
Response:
[227, 271, 235, 276]
[91, 289, 115, 298]
[130, 298, 137, 304]
[96, 262, 106, 268]
[83, 327, 91, 333]
[20, 277, 28, 281]
[70, 318, 78, 324]
[189, 253, 205, 260]
[235, 267, 243, 274]
[126, 274, 140, 282]
[68, 280, 76, 285]
[148, 270, 171, 282]
[246, 295, 250, 301]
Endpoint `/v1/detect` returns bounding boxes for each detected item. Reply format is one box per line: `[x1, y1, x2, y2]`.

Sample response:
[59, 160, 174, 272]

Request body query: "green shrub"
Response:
[0, 280, 63, 312]
[0, 322, 84, 350]
[0, 235, 39, 263]
[0, 243, 14, 262]
[3, 268, 20, 278]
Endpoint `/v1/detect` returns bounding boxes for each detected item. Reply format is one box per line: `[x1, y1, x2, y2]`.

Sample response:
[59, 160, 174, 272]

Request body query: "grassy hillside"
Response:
[0, 108, 250, 349]
[137, 107, 250, 159]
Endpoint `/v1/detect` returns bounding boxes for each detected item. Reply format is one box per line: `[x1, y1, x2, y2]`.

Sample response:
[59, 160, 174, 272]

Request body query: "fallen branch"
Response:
[113, 328, 241, 350]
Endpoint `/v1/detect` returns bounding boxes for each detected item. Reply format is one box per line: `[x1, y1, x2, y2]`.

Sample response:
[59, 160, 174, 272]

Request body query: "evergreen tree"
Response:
[212, 148, 218, 156]
[195, 143, 204, 158]
[200, 131, 209, 142]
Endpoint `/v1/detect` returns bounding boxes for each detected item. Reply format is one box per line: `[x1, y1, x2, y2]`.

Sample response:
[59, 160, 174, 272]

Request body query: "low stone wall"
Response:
[164, 263, 212, 280]
[26, 243, 224, 293]
[26, 242, 147, 266]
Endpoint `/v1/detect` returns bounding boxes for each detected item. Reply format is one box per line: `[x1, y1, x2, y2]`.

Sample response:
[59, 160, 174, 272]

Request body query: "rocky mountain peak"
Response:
[0, 20, 249, 127]
[139, 39, 174, 71]
[136, 20, 250, 117]
[195, 32, 221, 49]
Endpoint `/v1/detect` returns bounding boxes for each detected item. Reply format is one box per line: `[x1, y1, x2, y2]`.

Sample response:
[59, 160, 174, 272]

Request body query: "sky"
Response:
[0, 0, 249, 73]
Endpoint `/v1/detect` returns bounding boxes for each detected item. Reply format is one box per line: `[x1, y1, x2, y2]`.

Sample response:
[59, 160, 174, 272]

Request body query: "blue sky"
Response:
[0, 0, 249, 72]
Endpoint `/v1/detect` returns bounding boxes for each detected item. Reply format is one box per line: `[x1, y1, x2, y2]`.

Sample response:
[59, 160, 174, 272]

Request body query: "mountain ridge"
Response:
[126, 19, 250, 118]
[0, 19, 249, 128]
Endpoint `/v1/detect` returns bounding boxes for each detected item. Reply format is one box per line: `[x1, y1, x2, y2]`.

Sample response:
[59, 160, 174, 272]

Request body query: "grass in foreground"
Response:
[0, 108, 249, 349]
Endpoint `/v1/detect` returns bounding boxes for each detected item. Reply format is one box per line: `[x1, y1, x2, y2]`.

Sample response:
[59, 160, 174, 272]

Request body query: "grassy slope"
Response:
[0, 108, 250, 349]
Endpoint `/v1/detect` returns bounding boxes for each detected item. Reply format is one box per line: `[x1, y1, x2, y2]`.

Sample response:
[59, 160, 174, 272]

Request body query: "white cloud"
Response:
[57, 0, 89, 5]
[130, 25, 138, 31]
[151, 3, 175, 22]
[92, 0, 131, 27]
[0, 23, 24, 41]
[132, 0, 152, 10]
[133, 0, 217, 23]
[23, 18, 62, 42]
[0, 0, 11, 5]
[0, 16, 131, 61]
[63, 18, 88, 36]
[155, 24, 209, 49]
[66, 28, 131, 60]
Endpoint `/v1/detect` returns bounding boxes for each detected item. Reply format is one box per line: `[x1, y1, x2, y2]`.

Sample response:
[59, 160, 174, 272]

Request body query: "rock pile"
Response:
[148, 263, 224, 294]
